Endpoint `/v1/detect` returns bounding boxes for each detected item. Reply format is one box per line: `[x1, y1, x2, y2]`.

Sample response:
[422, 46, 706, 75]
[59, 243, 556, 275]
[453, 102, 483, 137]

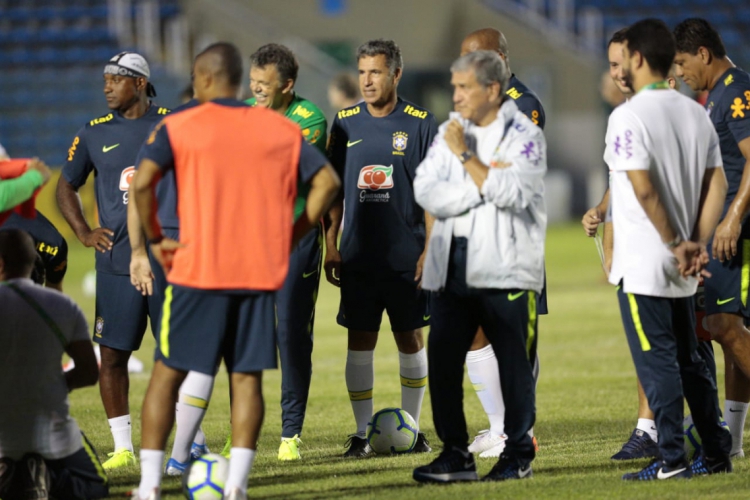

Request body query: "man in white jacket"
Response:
[412, 50, 546, 483]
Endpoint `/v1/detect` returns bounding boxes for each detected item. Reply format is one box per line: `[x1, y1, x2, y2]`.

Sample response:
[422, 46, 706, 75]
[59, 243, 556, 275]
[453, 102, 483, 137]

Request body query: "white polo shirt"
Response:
[0, 278, 88, 460]
[605, 88, 723, 298]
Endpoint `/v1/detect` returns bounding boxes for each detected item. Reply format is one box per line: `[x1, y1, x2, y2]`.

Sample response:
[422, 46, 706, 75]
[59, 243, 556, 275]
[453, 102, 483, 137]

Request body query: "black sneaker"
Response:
[21, 453, 50, 499]
[482, 455, 533, 481]
[611, 429, 659, 460]
[343, 435, 372, 458]
[413, 446, 478, 483]
[622, 458, 691, 481]
[691, 453, 732, 476]
[412, 433, 431, 453]
[0, 457, 17, 499]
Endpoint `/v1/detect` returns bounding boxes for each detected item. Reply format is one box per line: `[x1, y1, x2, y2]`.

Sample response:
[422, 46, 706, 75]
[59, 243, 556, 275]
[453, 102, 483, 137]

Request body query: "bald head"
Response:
[0, 229, 37, 280]
[193, 42, 243, 102]
[461, 28, 509, 59]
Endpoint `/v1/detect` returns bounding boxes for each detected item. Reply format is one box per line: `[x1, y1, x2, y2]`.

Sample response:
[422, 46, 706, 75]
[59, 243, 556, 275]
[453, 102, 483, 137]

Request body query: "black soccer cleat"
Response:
[412, 433, 432, 453]
[0, 457, 17, 499]
[343, 435, 373, 458]
[482, 455, 533, 482]
[691, 453, 732, 476]
[611, 429, 659, 460]
[622, 458, 691, 481]
[413, 446, 478, 483]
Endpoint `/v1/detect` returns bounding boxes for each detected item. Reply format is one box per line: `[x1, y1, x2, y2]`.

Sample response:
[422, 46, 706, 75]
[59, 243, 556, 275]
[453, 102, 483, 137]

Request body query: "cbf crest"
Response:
[392, 131, 408, 155]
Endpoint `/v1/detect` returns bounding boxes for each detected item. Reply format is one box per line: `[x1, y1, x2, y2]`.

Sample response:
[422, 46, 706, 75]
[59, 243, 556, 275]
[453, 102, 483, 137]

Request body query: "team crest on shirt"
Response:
[520, 141, 544, 166]
[95, 317, 104, 337]
[392, 131, 408, 155]
[706, 101, 714, 117]
[119, 166, 135, 205]
[358, 165, 394, 202]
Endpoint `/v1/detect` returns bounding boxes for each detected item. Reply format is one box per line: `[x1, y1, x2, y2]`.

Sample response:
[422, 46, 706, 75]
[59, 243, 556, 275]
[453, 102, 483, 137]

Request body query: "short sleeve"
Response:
[301, 117, 328, 154]
[326, 117, 349, 181]
[604, 108, 650, 172]
[298, 139, 328, 184]
[724, 87, 750, 145]
[140, 120, 175, 172]
[62, 128, 94, 188]
[45, 237, 68, 284]
[68, 303, 90, 344]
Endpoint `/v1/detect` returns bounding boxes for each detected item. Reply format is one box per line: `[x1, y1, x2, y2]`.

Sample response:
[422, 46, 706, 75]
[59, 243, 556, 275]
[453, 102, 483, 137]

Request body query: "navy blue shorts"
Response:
[276, 228, 322, 336]
[156, 285, 277, 375]
[337, 268, 429, 332]
[704, 239, 750, 317]
[93, 272, 162, 351]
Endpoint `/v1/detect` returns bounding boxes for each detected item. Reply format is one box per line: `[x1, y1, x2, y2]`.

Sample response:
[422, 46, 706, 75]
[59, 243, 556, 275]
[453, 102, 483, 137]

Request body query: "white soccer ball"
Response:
[182, 454, 228, 500]
[82, 270, 96, 297]
[367, 407, 418, 454]
[683, 414, 730, 461]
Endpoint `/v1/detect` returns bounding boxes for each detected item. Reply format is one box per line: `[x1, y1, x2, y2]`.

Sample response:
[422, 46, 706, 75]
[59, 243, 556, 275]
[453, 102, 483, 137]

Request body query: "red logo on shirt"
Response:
[119, 166, 135, 191]
[357, 165, 394, 191]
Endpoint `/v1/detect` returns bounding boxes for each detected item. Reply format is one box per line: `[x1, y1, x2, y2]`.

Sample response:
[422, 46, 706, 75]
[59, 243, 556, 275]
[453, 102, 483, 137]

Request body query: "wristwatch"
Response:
[459, 150, 473, 163]
[665, 235, 682, 249]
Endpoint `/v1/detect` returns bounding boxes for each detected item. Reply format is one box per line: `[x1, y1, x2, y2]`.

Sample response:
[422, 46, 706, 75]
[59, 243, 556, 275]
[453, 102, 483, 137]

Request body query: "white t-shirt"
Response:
[0, 279, 89, 460]
[453, 120, 504, 237]
[606, 88, 723, 298]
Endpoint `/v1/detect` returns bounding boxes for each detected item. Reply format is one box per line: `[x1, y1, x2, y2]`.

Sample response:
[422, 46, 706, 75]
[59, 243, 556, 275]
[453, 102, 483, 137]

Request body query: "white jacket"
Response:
[414, 99, 547, 292]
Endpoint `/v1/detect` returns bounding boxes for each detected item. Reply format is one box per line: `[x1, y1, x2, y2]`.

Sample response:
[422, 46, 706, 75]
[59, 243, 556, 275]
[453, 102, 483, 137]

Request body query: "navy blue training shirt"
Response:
[706, 67, 750, 216]
[135, 99, 200, 232]
[62, 104, 170, 274]
[327, 98, 437, 273]
[1, 210, 68, 284]
[506, 74, 546, 130]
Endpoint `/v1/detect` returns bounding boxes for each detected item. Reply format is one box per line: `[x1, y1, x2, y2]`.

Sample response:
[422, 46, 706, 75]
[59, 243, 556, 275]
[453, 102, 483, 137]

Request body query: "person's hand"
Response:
[415, 250, 427, 289]
[27, 158, 52, 184]
[672, 240, 711, 278]
[712, 215, 741, 263]
[150, 238, 185, 273]
[324, 247, 342, 287]
[130, 251, 154, 296]
[582, 207, 603, 237]
[444, 120, 468, 158]
[81, 227, 114, 253]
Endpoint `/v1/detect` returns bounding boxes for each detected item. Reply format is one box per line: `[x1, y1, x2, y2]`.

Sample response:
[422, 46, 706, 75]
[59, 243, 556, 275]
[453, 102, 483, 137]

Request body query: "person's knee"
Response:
[348, 330, 378, 351]
[393, 329, 423, 353]
[98, 346, 130, 370]
[706, 314, 745, 344]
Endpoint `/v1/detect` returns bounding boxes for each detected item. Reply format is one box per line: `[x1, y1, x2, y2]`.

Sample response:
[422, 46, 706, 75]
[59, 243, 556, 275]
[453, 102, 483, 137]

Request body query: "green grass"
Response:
[63, 223, 750, 498]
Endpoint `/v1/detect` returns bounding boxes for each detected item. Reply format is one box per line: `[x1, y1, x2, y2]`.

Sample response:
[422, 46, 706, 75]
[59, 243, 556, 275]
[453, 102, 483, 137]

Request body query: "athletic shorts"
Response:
[93, 272, 161, 351]
[704, 238, 750, 317]
[156, 285, 277, 375]
[337, 267, 429, 332]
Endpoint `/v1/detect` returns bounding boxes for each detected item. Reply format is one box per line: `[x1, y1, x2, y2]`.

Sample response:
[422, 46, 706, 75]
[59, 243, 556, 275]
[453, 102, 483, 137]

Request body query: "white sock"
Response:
[637, 418, 658, 442]
[224, 448, 255, 496]
[346, 350, 374, 436]
[466, 345, 505, 437]
[725, 400, 749, 455]
[170, 371, 215, 463]
[138, 449, 164, 499]
[399, 348, 427, 427]
[194, 427, 206, 447]
[108, 414, 133, 452]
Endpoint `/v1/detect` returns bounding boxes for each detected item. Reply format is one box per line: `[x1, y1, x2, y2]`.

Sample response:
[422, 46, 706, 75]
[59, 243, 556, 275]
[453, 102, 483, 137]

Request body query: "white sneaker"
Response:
[730, 449, 745, 459]
[224, 487, 245, 500]
[468, 430, 507, 455]
[479, 437, 507, 458]
[129, 487, 160, 500]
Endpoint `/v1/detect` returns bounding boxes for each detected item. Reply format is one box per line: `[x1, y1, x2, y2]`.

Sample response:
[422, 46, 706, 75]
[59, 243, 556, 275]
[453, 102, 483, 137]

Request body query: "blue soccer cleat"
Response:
[691, 453, 732, 476]
[190, 442, 210, 461]
[611, 429, 659, 460]
[164, 457, 187, 476]
[622, 459, 691, 481]
[482, 455, 533, 482]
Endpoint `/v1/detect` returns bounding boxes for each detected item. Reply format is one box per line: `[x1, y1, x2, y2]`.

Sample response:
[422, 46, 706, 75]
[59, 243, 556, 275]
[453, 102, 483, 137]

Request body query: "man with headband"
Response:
[56, 51, 171, 470]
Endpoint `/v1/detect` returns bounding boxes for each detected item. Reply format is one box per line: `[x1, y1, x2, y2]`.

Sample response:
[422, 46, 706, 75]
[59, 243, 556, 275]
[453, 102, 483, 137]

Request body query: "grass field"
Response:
[62, 223, 750, 499]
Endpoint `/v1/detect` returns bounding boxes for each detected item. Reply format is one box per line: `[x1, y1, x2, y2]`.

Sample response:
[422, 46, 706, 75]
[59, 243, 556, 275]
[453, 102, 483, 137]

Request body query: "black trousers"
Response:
[617, 287, 731, 465]
[428, 238, 537, 463]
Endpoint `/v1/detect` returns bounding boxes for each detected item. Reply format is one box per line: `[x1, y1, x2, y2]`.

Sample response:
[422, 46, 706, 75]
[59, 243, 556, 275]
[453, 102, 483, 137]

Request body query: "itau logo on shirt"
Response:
[357, 165, 394, 190]
[119, 166, 135, 204]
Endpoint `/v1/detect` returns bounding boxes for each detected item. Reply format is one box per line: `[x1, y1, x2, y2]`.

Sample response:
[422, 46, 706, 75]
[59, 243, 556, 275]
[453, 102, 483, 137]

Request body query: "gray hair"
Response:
[356, 39, 403, 75]
[451, 50, 510, 94]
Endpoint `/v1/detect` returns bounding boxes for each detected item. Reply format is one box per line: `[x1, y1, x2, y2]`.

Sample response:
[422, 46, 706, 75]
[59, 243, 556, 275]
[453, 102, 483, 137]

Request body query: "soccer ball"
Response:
[683, 414, 730, 461]
[182, 454, 228, 500]
[366, 407, 418, 454]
